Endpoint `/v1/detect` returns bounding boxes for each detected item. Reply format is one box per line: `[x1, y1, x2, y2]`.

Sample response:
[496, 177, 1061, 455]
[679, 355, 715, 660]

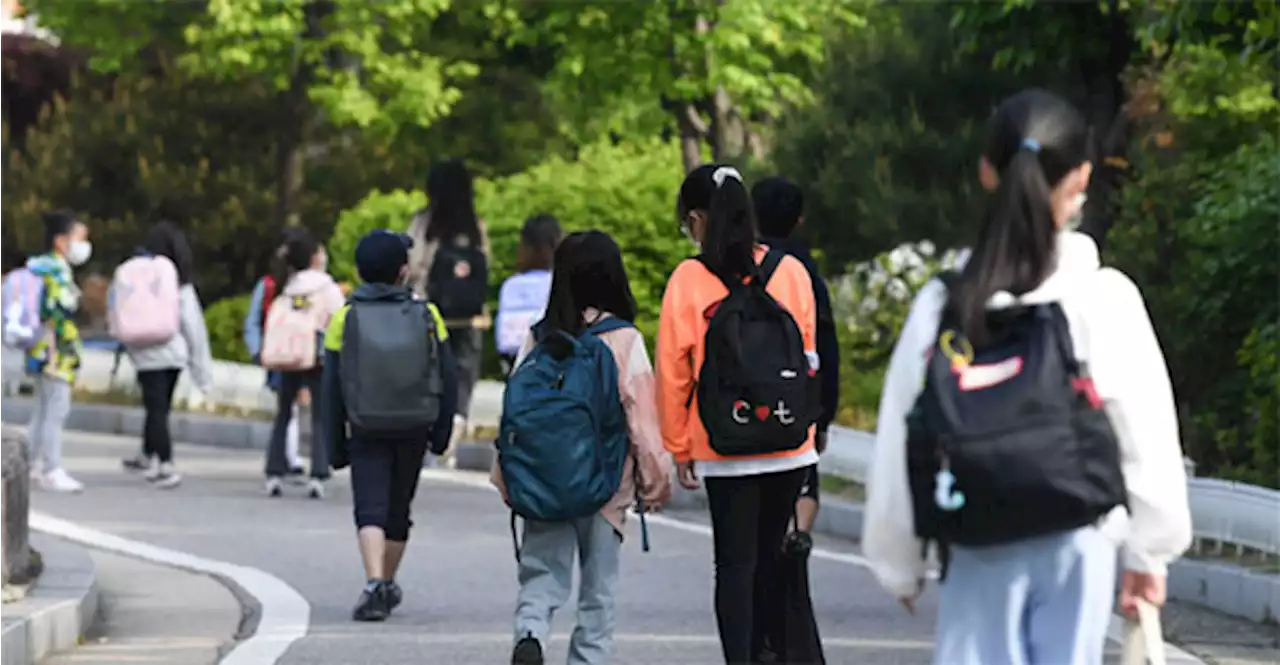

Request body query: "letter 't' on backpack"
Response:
[339, 300, 445, 436]
[497, 318, 633, 521]
[428, 240, 489, 321]
[697, 250, 817, 456]
[906, 286, 1127, 552]
[260, 294, 322, 371]
[1, 268, 45, 350]
[109, 256, 181, 347]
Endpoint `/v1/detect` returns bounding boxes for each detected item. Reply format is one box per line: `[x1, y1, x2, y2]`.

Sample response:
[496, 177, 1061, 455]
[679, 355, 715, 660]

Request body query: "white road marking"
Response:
[31, 511, 310, 665]
[421, 468, 1206, 664]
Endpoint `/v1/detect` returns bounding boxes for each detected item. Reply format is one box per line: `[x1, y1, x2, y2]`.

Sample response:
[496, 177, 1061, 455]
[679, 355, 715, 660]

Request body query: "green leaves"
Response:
[27, 0, 474, 138]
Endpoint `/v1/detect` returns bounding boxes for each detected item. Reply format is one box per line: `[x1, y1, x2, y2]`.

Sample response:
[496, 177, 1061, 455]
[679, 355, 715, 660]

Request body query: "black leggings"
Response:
[705, 467, 807, 664]
[265, 368, 328, 479]
[138, 368, 181, 463]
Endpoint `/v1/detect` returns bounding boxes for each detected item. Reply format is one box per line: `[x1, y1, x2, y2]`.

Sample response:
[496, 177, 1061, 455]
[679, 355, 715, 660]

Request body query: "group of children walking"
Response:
[2, 88, 1194, 665]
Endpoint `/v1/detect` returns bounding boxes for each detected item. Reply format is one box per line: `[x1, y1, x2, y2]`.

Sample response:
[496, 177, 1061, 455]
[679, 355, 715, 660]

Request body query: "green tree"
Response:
[25, 0, 477, 227]
[495, 0, 863, 172]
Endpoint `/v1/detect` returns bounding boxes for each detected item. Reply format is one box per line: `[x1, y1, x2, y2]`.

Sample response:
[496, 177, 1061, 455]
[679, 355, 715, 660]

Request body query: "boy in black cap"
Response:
[323, 229, 458, 621]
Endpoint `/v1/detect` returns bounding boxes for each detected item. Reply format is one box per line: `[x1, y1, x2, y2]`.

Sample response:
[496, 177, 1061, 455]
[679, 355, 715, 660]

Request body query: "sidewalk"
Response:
[40, 548, 243, 665]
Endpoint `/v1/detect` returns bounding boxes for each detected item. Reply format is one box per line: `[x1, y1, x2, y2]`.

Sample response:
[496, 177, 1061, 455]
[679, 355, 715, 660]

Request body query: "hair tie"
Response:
[711, 166, 743, 188]
[1020, 138, 1042, 154]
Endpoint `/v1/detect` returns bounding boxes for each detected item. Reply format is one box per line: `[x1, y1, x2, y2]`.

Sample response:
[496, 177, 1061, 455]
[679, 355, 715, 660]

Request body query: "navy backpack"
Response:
[498, 317, 649, 557]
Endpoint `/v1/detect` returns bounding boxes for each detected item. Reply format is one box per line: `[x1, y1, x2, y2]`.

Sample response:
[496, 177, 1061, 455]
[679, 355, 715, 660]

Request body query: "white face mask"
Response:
[66, 240, 92, 266]
[1066, 193, 1087, 231]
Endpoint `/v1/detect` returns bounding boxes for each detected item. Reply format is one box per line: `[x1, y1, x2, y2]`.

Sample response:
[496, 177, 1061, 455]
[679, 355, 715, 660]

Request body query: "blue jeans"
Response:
[934, 526, 1118, 665]
[514, 514, 621, 665]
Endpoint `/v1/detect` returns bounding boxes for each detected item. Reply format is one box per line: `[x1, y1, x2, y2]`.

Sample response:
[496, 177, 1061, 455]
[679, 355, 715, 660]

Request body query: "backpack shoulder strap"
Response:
[755, 249, 786, 288]
[935, 270, 961, 291]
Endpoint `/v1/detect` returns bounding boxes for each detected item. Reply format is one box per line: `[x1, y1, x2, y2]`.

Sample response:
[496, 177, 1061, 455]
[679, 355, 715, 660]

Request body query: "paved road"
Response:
[34, 431, 1151, 664]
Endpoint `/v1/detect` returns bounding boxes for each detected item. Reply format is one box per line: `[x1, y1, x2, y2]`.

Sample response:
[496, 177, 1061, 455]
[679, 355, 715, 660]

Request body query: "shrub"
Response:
[330, 139, 688, 341]
[204, 294, 252, 363]
[328, 189, 428, 285]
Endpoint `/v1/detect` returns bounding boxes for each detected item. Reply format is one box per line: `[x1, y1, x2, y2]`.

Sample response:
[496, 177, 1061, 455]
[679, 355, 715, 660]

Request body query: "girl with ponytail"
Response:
[657, 165, 821, 663]
[863, 89, 1191, 663]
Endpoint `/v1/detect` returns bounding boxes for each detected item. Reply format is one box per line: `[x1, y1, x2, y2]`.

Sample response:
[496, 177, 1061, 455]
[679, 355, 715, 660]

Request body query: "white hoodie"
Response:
[281, 269, 346, 334]
[861, 231, 1193, 599]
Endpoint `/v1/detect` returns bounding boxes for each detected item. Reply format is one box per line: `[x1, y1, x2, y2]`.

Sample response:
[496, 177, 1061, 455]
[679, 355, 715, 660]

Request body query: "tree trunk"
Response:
[1077, 0, 1133, 254]
[676, 101, 708, 173]
[273, 0, 333, 229]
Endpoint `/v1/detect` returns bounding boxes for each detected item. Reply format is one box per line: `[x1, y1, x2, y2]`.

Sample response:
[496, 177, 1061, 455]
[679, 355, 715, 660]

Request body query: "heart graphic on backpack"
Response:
[755, 405, 771, 421]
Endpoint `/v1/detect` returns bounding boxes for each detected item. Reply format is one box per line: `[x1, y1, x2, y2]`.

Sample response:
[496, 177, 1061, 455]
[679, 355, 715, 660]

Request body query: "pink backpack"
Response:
[109, 256, 181, 347]
[260, 293, 324, 371]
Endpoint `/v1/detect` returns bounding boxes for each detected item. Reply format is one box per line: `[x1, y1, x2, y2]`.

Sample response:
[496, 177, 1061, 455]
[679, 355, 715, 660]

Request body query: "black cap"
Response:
[354, 229, 414, 284]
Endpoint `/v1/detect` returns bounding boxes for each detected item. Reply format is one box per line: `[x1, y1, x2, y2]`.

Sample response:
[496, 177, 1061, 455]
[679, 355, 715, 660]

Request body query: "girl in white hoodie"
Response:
[862, 89, 1192, 665]
[262, 229, 344, 498]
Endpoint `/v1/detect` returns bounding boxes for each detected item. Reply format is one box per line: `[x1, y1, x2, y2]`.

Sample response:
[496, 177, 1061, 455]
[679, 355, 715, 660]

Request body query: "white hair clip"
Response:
[711, 166, 742, 187]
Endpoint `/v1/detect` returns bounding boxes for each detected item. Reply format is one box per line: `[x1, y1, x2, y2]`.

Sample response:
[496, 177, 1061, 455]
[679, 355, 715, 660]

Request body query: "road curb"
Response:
[1, 533, 99, 665]
[668, 482, 867, 540]
[1, 398, 275, 451]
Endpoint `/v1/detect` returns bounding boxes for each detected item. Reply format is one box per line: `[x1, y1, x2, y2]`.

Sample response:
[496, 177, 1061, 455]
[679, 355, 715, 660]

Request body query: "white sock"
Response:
[285, 404, 300, 467]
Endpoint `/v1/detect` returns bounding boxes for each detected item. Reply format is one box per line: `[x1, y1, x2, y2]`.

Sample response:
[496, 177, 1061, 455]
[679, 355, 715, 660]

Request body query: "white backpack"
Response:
[260, 293, 324, 371]
[109, 256, 181, 347]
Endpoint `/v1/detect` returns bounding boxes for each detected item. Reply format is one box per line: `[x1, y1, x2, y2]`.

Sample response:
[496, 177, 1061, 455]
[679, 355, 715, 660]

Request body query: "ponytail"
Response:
[701, 167, 758, 283]
[950, 89, 1091, 346]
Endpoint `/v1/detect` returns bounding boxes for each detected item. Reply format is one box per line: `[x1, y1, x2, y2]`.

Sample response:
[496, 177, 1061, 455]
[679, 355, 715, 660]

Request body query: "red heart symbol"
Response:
[755, 405, 771, 421]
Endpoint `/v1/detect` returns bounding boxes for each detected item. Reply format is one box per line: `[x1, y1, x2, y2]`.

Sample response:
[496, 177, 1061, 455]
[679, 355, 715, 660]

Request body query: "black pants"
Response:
[138, 368, 181, 463]
[705, 467, 807, 664]
[265, 368, 328, 479]
[349, 437, 429, 542]
[448, 327, 482, 419]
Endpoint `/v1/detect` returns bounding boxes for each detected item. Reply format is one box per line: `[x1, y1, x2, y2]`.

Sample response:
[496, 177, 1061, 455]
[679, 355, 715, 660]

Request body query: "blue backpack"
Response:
[499, 317, 650, 553]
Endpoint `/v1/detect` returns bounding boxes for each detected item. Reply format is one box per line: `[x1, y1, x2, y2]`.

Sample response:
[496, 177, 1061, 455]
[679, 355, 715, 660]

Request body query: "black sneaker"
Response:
[351, 581, 390, 622]
[122, 454, 152, 472]
[512, 633, 543, 665]
[386, 580, 403, 611]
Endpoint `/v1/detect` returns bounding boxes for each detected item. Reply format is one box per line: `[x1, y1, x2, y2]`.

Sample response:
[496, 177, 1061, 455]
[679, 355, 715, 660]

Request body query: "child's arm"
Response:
[322, 307, 350, 469]
[243, 279, 266, 362]
[428, 303, 458, 454]
[620, 330, 673, 506]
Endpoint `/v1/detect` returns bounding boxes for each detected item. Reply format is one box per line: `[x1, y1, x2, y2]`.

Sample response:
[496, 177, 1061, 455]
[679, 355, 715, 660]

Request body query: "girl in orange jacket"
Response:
[656, 164, 819, 663]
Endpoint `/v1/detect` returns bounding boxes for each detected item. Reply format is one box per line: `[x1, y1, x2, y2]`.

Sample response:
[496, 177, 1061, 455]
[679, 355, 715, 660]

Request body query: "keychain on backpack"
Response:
[934, 457, 966, 512]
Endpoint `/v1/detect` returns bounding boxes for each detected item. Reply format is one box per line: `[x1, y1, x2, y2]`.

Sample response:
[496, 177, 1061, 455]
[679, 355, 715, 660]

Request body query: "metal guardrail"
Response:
[22, 349, 1280, 555]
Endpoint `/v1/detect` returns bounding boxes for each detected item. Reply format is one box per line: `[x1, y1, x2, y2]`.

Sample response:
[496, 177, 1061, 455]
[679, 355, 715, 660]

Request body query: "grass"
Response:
[820, 474, 866, 502]
[45, 385, 276, 422]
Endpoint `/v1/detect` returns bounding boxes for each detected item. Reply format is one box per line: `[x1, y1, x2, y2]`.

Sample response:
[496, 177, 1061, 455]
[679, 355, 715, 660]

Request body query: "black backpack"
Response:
[428, 239, 489, 321]
[906, 277, 1127, 560]
[696, 250, 817, 456]
[339, 299, 444, 437]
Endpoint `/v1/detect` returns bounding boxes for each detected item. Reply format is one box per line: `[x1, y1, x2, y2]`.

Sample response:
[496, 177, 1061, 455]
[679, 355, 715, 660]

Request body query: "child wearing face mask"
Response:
[25, 210, 93, 493]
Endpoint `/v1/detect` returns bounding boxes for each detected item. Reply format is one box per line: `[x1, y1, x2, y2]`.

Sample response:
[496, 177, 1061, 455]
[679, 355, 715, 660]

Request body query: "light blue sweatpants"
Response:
[514, 514, 621, 665]
[27, 376, 72, 472]
[935, 526, 1118, 665]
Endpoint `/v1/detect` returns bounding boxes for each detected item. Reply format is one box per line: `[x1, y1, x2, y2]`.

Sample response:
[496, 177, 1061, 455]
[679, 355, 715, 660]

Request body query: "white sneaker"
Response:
[39, 468, 84, 493]
[265, 476, 283, 497]
[153, 463, 182, 489]
[143, 457, 163, 482]
[307, 478, 325, 499]
[29, 459, 44, 482]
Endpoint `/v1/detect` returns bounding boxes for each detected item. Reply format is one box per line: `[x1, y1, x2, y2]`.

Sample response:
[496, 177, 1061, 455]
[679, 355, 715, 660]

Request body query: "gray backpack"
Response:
[339, 299, 444, 436]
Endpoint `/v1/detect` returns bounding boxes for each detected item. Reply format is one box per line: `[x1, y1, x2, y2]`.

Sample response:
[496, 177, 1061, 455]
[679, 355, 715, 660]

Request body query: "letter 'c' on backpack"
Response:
[906, 273, 1127, 575]
[109, 255, 181, 347]
[696, 249, 818, 457]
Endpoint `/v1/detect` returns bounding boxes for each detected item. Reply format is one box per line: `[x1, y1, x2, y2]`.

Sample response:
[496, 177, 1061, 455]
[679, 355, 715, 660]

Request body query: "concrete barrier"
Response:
[0, 534, 99, 665]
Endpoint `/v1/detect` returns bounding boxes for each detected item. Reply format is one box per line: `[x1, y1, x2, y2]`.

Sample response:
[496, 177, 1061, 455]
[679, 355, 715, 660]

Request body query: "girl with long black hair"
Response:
[656, 165, 820, 663]
[863, 89, 1192, 664]
[406, 158, 492, 463]
[118, 221, 214, 488]
[493, 231, 671, 665]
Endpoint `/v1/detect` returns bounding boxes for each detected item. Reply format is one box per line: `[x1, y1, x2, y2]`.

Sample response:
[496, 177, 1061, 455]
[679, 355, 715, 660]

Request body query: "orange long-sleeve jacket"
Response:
[656, 246, 818, 464]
